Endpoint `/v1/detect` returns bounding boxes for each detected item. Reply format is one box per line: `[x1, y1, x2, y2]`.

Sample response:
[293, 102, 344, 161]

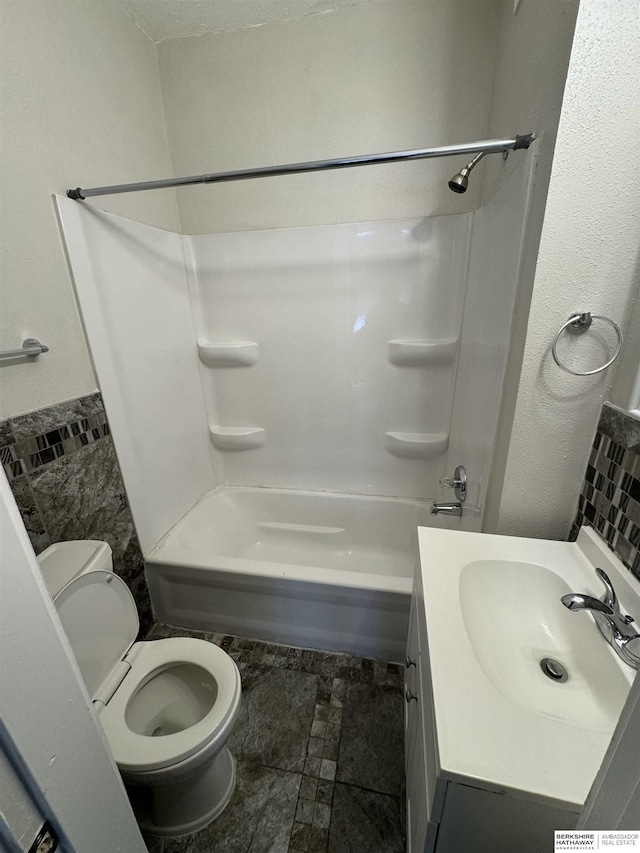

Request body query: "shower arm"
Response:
[66, 133, 535, 200]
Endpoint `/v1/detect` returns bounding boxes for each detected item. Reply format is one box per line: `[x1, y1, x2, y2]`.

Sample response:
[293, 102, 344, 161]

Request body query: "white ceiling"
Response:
[113, 0, 383, 43]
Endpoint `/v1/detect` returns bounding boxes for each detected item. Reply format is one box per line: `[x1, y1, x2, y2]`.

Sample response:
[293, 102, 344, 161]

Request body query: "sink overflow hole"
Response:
[540, 657, 569, 683]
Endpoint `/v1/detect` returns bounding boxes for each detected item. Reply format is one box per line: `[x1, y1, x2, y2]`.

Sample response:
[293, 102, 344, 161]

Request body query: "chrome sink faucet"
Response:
[561, 568, 640, 669]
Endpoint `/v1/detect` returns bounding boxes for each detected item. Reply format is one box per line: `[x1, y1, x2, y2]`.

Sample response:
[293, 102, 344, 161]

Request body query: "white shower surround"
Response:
[186, 215, 471, 497]
[56, 156, 533, 657]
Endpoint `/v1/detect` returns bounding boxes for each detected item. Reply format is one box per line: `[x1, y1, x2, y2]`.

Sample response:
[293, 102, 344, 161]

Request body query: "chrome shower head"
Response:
[448, 171, 469, 194]
[448, 151, 486, 194]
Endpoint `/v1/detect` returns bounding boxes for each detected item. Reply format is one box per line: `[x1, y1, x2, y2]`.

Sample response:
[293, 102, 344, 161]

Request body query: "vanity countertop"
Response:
[416, 525, 638, 809]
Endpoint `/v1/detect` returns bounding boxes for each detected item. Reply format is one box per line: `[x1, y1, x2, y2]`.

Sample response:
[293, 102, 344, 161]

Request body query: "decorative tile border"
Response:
[574, 403, 640, 580]
[2, 393, 152, 635]
[1, 394, 109, 481]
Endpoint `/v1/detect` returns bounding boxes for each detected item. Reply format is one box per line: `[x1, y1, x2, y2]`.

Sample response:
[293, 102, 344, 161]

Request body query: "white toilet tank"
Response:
[37, 540, 113, 599]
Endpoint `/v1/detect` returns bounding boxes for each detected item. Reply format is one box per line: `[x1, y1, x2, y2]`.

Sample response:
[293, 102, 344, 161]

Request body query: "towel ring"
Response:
[552, 312, 623, 376]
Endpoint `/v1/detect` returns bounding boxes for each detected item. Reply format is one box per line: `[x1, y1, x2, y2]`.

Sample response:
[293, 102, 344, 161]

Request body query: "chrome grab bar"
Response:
[0, 339, 49, 362]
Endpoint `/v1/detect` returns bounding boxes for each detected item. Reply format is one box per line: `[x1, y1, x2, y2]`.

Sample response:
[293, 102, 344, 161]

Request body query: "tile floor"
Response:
[142, 624, 406, 853]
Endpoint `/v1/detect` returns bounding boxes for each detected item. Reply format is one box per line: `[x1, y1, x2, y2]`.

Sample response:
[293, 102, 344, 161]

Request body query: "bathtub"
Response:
[145, 486, 431, 661]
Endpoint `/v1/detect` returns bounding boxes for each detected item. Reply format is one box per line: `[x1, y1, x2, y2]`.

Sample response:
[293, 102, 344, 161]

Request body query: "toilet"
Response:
[37, 540, 242, 838]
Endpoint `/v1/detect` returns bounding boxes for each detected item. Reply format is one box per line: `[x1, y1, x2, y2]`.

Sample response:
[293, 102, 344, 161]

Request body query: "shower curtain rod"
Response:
[67, 133, 534, 200]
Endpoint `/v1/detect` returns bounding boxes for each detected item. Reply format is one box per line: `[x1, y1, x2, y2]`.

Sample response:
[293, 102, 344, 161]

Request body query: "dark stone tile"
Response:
[129, 572, 154, 638]
[0, 420, 14, 448]
[311, 720, 327, 739]
[9, 475, 51, 554]
[307, 737, 324, 758]
[316, 676, 332, 704]
[143, 834, 189, 853]
[385, 664, 404, 690]
[327, 784, 404, 853]
[321, 654, 349, 679]
[337, 682, 404, 797]
[290, 822, 312, 851]
[10, 394, 104, 440]
[118, 530, 145, 584]
[599, 403, 640, 453]
[316, 780, 334, 806]
[287, 648, 304, 671]
[299, 776, 318, 801]
[29, 438, 138, 573]
[307, 826, 329, 853]
[319, 759, 336, 782]
[30, 438, 124, 533]
[185, 761, 300, 853]
[321, 738, 339, 762]
[145, 623, 205, 641]
[201, 631, 225, 646]
[295, 797, 315, 824]
[229, 667, 318, 773]
[303, 756, 321, 778]
[312, 802, 331, 830]
[28, 436, 151, 629]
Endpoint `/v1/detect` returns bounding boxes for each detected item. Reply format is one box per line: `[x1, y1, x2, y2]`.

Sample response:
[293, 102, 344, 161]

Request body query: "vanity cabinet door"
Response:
[433, 782, 578, 853]
[405, 594, 420, 761]
[405, 591, 429, 853]
[406, 702, 429, 853]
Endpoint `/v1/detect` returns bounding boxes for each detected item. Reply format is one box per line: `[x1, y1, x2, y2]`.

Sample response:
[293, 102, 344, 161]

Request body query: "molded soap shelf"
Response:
[387, 338, 458, 367]
[384, 431, 449, 459]
[209, 426, 265, 451]
[198, 340, 259, 368]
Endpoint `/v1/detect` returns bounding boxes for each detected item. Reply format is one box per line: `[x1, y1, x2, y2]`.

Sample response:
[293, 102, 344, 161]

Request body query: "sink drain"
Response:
[540, 657, 569, 683]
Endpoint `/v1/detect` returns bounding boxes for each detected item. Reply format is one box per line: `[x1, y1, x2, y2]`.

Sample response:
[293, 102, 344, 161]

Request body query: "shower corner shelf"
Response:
[198, 340, 259, 368]
[387, 338, 458, 367]
[384, 431, 449, 460]
[209, 425, 266, 451]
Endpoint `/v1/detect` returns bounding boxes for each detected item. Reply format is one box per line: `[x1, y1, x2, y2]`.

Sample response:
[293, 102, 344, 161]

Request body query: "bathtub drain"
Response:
[540, 657, 568, 683]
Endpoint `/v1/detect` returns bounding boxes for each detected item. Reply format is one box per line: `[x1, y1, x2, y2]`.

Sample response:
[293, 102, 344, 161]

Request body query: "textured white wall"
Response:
[0, 1, 180, 420]
[497, 0, 640, 539]
[157, 0, 500, 234]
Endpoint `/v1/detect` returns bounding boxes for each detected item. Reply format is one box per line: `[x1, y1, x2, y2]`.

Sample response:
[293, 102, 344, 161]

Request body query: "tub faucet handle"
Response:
[439, 465, 467, 502]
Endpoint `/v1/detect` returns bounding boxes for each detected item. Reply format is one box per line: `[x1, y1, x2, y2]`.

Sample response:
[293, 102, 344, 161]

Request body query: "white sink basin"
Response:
[417, 526, 637, 808]
[459, 559, 630, 733]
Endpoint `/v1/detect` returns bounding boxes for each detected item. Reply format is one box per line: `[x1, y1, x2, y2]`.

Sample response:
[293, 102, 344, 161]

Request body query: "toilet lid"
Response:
[55, 570, 139, 700]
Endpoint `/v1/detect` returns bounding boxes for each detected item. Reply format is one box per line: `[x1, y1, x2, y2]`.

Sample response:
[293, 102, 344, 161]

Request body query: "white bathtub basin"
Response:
[146, 485, 431, 660]
[417, 526, 638, 807]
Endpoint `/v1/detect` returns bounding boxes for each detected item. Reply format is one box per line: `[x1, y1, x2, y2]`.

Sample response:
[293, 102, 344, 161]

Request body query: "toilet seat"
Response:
[99, 637, 241, 774]
[55, 571, 241, 775]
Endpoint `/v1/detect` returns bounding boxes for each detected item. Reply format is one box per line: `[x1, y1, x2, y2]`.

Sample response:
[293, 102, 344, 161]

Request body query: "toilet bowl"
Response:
[38, 542, 241, 837]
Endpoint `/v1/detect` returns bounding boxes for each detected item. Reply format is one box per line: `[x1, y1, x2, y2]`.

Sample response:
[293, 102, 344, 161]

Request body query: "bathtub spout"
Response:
[430, 501, 463, 517]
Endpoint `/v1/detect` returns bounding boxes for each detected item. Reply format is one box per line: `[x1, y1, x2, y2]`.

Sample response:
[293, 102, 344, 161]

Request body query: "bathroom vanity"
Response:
[405, 526, 638, 853]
